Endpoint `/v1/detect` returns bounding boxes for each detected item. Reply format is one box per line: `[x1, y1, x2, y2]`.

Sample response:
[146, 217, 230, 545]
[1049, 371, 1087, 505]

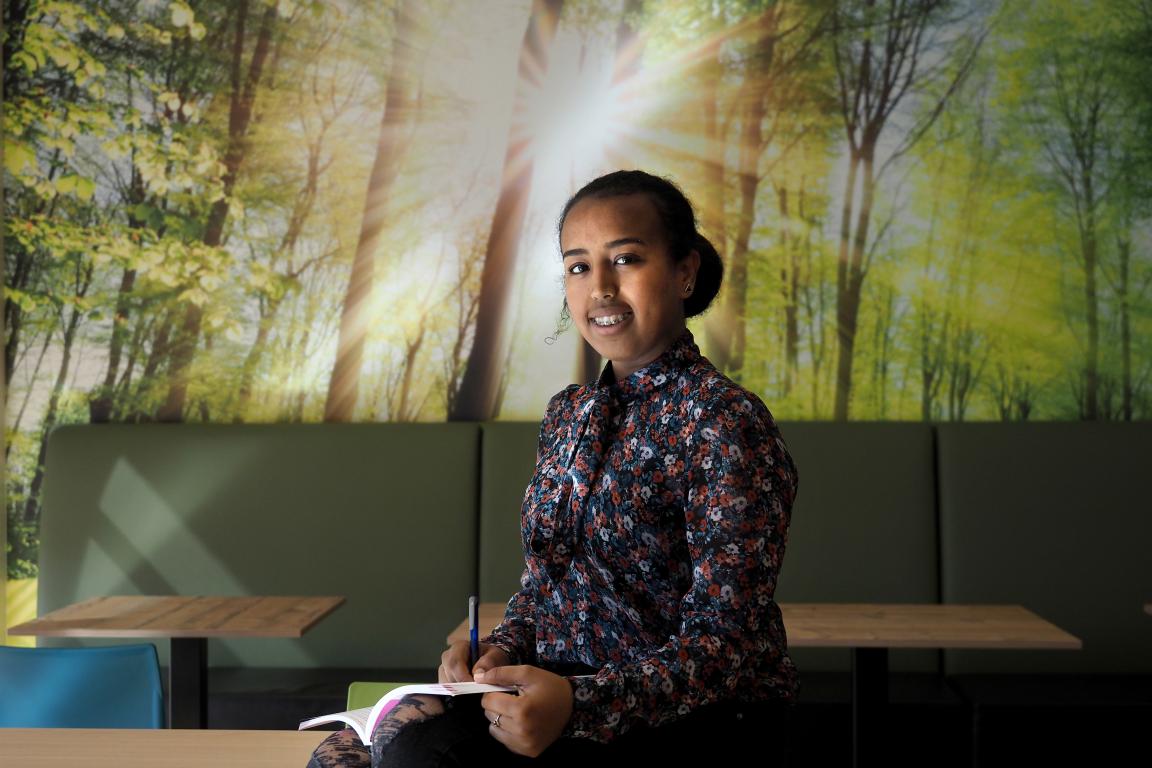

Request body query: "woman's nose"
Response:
[591, 271, 617, 301]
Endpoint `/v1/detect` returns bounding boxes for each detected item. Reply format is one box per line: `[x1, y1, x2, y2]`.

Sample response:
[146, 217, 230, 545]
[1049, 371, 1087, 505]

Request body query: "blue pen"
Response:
[468, 595, 480, 668]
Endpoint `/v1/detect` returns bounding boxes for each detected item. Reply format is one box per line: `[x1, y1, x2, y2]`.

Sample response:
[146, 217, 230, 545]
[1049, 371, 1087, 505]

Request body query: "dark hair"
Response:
[557, 169, 723, 318]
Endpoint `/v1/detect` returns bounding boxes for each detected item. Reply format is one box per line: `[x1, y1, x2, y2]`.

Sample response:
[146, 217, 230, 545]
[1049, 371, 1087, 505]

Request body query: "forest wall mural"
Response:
[4, 0, 1151, 593]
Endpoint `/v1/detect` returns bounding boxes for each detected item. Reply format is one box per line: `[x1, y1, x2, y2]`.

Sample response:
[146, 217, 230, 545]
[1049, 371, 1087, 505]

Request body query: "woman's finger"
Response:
[438, 641, 472, 683]
[486, 714, 509, 746]
[471, 644, 510, 676]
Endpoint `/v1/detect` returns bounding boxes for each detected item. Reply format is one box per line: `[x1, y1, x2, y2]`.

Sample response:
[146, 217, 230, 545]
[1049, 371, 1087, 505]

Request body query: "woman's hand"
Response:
[438, 641, 511, 683]
[475, 665, 574, 757]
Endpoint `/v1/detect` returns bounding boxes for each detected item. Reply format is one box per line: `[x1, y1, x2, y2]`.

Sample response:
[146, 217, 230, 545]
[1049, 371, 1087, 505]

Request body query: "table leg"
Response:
[851, 647, 888, 768]
[169, 638, 208, 729]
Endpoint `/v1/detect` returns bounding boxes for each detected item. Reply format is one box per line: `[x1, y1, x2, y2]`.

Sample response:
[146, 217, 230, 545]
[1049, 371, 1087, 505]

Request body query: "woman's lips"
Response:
[590, 311, 633, 328]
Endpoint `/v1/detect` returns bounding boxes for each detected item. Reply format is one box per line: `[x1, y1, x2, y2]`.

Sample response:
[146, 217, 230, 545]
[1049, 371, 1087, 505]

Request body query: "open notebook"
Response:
[298, 682, 517, 745]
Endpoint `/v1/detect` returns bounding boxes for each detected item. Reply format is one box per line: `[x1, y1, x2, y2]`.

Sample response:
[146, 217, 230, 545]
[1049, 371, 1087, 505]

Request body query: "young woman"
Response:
[309, 170, 798, 767]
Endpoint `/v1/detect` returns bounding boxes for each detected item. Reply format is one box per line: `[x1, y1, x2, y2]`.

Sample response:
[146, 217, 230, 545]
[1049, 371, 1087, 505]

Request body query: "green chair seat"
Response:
[346, 681, 411, 711]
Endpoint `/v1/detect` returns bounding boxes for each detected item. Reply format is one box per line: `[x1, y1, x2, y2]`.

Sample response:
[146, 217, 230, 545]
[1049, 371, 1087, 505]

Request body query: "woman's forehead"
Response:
[561, 194, 663, 245]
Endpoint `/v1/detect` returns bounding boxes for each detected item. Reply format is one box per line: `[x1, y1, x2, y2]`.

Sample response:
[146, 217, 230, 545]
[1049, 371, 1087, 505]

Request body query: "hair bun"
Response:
[685, 233, 723, 318]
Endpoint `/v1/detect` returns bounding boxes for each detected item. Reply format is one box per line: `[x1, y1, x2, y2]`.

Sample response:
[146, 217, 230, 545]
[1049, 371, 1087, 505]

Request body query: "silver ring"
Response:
[491, 712, 502, 728]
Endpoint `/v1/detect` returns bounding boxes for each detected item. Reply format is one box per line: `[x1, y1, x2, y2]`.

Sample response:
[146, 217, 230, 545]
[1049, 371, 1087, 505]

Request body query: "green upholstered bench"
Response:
[937, 423, 1152, 764]
[773, 422, 940, 674]
[938, 422, 1152, 676]
[477, 422, 540, 604]
[38, 423, 481, 673]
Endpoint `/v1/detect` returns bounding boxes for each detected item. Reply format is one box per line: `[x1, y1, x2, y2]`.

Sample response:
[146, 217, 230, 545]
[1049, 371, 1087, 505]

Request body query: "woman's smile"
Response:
[589, 310, 633, 329]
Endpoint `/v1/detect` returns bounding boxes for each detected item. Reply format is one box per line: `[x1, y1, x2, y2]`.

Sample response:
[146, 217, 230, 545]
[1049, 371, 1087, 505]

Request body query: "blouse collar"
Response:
[595, 330, 700, 403]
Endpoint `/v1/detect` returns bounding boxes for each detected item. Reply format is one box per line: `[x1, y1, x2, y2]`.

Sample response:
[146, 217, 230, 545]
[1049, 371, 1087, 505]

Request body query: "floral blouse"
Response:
[484, 331, 798, 744]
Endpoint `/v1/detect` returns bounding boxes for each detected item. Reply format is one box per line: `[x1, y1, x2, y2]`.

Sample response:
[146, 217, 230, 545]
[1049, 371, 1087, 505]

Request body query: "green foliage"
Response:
[4, 430, 40, 579]
[4, 516, 40, 580]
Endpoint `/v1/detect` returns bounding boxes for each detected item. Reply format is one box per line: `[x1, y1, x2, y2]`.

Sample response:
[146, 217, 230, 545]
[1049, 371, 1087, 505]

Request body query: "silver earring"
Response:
[684, 283, 693, 295]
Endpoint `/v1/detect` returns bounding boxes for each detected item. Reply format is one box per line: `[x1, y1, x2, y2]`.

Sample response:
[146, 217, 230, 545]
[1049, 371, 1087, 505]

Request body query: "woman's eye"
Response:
[567, 263, 588, 275]
[613, 253, 637, 265]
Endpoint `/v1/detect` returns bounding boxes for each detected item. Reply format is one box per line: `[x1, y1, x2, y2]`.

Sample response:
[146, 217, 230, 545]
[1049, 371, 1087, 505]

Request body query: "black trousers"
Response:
[380, 695, 793, 767]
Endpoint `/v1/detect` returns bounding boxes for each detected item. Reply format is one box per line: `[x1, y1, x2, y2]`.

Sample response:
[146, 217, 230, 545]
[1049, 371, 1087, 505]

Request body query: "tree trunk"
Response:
[724, 6, 787, 379]
[115, 315, 150, 407]
[775, 185, 803, 396]
[833, 144, 860, 420]
[802, 191, 828, 417]
[450, 0, 564, 421]
[91, 159, 148, 422]
[4, 237, 40, 389]
[89, 267, 137, 422]
[234, 295, 283, 420]
[784, 183, 806, 392]
[727, 80, 767, 380]
[918, 168, 944, 422]
[9, 326, 54, 445]
[126, 312, 174, 422]
[324, 0, 421, 421]
[443, 236, 483, 415]
[834, 144, 876, 421]
[393, 321, 427, 421]
[1116, 232, 1132, 420]
[22, 261, 93, 524]
[237, 116, 327, 420]
[872, 284, 894, 418]
[158, 1, 277, 421]
[698, 31, 730, 370]
[2, 0, 32, 98]
[1080, 170, 1100, 419]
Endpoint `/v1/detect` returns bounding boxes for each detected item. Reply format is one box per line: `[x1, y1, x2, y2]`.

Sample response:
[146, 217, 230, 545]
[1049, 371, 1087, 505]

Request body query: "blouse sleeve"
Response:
[481, 567, 537, 666]
[563, 388, 797, 742]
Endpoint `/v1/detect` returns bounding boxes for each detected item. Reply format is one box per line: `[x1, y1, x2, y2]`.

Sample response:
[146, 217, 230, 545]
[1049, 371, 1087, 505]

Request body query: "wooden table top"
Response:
[0, 728, 327, 767]
[8, 595, 345, 639]
[779, 603, 1081, 649]
[448, 602, 1082, 650]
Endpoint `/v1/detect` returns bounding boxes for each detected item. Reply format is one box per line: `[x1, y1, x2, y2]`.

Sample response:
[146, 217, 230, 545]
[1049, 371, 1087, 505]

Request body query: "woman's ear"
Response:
[679, 249, 702, 290]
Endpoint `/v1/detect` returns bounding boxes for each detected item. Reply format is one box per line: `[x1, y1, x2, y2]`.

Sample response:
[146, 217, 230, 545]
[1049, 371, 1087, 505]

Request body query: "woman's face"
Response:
[560, 194, 699, 380]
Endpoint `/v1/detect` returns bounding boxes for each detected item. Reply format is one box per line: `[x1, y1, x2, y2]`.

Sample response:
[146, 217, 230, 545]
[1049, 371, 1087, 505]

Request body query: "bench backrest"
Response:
[41, 420, 1151, 676]
[937, 423, 1152, 674]
[775, 422, 940, 672]
[477, 422, 539, 603]
[39, 423, 480, 670]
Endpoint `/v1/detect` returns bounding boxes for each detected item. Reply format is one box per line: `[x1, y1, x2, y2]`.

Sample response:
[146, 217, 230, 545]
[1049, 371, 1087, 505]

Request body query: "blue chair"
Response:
[0, 644, 165, 728]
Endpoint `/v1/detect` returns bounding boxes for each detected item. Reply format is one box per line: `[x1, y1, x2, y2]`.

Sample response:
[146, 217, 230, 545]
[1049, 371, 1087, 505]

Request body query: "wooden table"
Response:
[0, 728, 327, 767]
[9, 595, 345, 730]
[450, 602, 1081, 768]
